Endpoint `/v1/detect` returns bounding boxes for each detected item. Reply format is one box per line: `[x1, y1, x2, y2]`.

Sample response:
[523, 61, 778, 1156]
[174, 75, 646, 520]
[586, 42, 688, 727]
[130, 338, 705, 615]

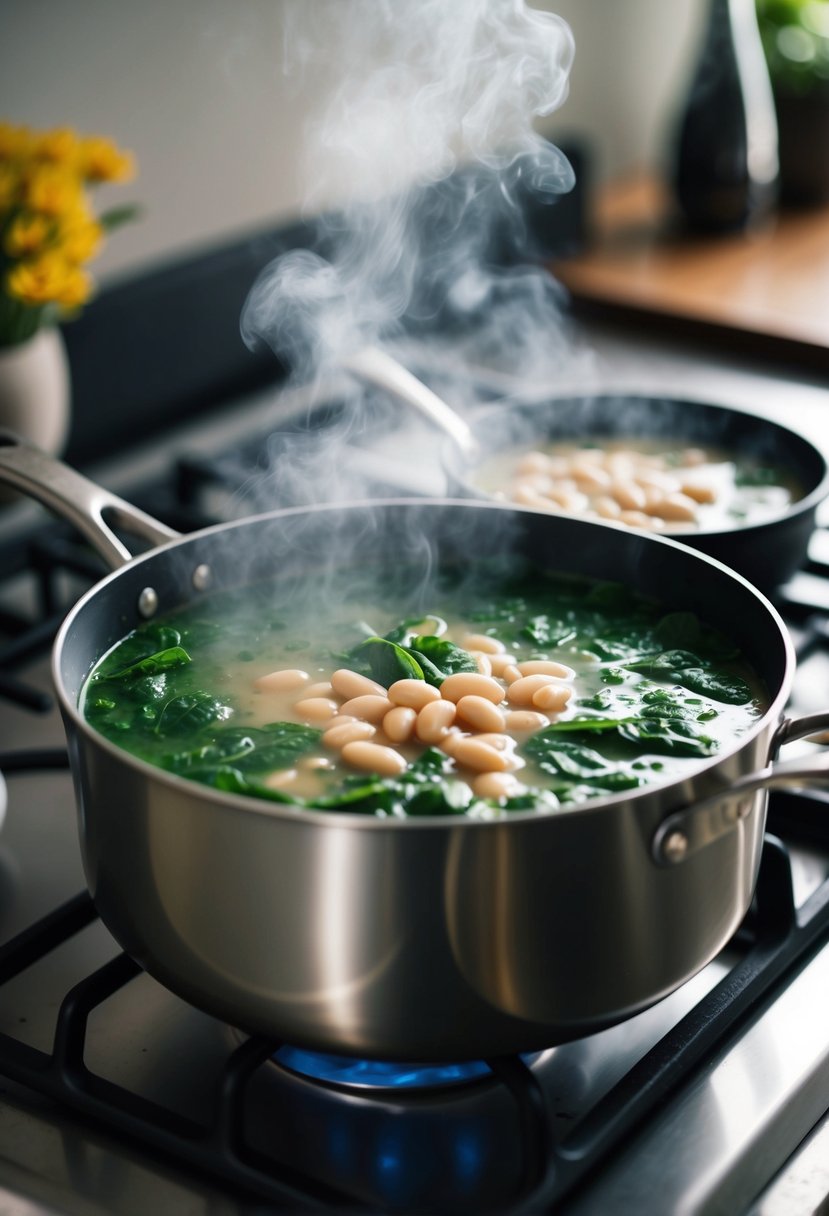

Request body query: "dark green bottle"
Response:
[673, 0, 779, 232]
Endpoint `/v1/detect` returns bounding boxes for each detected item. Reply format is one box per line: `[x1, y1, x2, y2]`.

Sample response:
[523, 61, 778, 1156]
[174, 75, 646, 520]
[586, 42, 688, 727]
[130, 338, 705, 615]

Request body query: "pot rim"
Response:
[53, 497, 796, 831]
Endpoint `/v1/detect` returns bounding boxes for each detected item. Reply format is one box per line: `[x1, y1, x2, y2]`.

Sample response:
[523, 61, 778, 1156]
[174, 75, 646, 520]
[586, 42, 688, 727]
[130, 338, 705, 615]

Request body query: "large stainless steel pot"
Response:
[1, 432, 828, 1061]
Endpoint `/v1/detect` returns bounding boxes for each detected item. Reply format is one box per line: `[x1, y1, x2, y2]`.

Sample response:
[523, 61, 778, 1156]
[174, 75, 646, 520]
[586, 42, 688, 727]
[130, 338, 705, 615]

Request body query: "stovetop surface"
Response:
[1, 318, 829, 1214]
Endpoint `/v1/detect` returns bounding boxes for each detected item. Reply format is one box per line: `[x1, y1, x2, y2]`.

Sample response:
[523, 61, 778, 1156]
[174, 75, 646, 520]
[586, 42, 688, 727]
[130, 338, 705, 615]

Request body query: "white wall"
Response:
[1, 0, 702, 282]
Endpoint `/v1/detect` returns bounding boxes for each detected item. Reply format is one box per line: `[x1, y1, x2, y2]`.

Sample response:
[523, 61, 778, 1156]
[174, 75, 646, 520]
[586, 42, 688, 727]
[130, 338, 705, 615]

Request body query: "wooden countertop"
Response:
[551, 174, 829, 366]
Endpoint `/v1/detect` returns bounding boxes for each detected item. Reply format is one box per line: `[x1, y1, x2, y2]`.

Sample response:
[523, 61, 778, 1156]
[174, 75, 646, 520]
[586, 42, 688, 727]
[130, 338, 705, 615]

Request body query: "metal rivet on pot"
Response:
[661, 830, 689, 864]
[138, 587, 159, 618]
[192, 564, 212, 592]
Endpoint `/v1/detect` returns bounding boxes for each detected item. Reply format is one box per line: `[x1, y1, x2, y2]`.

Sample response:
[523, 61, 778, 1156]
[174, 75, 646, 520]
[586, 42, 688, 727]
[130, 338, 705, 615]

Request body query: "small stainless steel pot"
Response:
[1, 432, 828, 1061]
[442, 392, 829, 589]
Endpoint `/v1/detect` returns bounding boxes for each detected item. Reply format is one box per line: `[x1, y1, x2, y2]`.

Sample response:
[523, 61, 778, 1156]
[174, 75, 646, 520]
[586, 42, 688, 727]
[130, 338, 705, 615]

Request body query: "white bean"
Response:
[451, 736, 511, 772]
[647, 492, 698, 523]
[619, 509, 657, 530]
[341, 741, 408, 776]
[611, 481, 647, 512]
[339, 694, 393, 723]
[305, 681, 335, 698]
[570, 464, 612, 492]
[504, 709, 549, 733]
[440, 673, 505, 705]
[595, 495, 622, 519]
[680, 480, 717, 504]
[489, 653, 519, 677]
[388, 679, 442, 710]
[262, 768, 298, 789]
[322, 719, 377, 749]
[516, 660, 575, 680]
[545, 488, 589, 512]
[532, 683, 572, 712]
[507, 674, 560, 706]
[293, 697, 339, 723]
[474, 733, 517, 752]
[254, 668, 309, 692]
[383, 705, 417, 743]
[455, 695, 505, 733]
[331, 669, 387, 700]
[472, 772, 526, 800]
[439, 728, 466, 756]
[461, 633, 506, 655]
[513, 484, 558, 511]
[472, 652, 493, 677]
[299, 755, 335, 771]
[416, 700, 457, 743]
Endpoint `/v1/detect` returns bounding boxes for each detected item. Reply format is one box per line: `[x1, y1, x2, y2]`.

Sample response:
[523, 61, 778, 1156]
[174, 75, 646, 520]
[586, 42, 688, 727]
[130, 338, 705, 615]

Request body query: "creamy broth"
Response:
[474, 438, 799, 533]
[82, 566, 766, 817]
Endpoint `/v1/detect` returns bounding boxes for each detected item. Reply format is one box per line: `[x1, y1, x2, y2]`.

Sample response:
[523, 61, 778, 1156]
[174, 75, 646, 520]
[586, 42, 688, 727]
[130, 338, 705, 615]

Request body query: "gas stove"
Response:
[1, 319, 829, 1214]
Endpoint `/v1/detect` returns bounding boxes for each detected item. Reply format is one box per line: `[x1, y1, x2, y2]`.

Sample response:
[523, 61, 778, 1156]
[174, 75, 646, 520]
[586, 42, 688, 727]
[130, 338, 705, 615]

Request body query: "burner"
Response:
[272, 1045, 498, 1090]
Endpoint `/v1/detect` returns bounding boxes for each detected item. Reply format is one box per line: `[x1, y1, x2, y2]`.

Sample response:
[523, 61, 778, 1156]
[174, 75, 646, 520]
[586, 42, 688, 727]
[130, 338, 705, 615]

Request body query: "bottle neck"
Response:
[714, 0, 779, 184]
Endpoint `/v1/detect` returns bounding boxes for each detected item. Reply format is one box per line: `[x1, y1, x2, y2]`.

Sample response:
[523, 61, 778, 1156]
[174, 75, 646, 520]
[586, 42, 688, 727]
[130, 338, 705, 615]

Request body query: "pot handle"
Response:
[0, 430, 180, 571]
[652, 710, 829, 865]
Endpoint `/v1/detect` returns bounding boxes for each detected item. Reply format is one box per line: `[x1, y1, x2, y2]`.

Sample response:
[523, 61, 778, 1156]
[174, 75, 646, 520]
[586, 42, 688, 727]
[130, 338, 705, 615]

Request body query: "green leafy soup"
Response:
[81, 564, 766, 818]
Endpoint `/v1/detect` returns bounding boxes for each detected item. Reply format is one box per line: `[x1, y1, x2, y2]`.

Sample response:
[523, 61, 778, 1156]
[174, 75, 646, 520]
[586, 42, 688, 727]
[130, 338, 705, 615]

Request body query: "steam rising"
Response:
[242, 0, 583, 389]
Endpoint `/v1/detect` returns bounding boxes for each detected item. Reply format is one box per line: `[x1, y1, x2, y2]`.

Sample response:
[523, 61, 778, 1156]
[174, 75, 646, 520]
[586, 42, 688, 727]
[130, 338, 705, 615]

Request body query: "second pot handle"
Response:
[652, 710, 829, 865]
[0, 431, 180, 571]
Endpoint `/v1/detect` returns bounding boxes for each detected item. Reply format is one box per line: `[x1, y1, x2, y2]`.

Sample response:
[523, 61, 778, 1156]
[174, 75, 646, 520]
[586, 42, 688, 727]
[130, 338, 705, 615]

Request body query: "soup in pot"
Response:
[474, 438, 799, 533]
[81, 562, 766, 817]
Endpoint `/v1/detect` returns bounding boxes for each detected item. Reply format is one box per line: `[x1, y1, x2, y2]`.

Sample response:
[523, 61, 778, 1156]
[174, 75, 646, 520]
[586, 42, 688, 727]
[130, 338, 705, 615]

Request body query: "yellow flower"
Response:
[0, 123, 135, 340]
[0, 164, 19, 209]
[6, 252, 91, 309]
[53, 263, 92, 309]
[56, 212, 103, 264]
[4, 212, 52, 258]
[0, 122, 32, 163]
[34, 126, 80, 166]
[79, 135, 135, 183]
[21, 163, 83, 217]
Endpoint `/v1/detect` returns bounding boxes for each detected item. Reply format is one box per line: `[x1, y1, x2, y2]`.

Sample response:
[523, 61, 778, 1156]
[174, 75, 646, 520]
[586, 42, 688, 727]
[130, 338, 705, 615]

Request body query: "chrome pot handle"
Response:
[342, 345, 480, 462]
[0, 430, 179, 571]
[652, 710, 829, 866]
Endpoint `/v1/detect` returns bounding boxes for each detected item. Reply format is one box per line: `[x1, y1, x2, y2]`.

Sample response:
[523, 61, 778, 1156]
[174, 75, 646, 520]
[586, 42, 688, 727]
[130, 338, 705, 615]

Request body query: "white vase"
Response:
[0, 327, 70, 455]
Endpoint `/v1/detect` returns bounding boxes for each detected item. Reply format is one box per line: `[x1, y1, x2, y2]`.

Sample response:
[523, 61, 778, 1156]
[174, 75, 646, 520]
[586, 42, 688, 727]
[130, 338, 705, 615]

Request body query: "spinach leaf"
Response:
[409, 636, 478, 680]
[617, 717, 718, 758]
[537, 715, 636, 733]
[154, 692, 233, 737]
[524, 733, 644, 791]
[93, 645, 192, 684]
[625, 650, 752, 704]
[352, 630, 478, 689]
[383, 616, 447, 644]
[92, 625, 182, 677]
[532, 690, 719, 760]
[522, 614, 571, 647]
[163, 722, 321, 775]
[672, 668, 752, 705]
[352, 637, 424, 686]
